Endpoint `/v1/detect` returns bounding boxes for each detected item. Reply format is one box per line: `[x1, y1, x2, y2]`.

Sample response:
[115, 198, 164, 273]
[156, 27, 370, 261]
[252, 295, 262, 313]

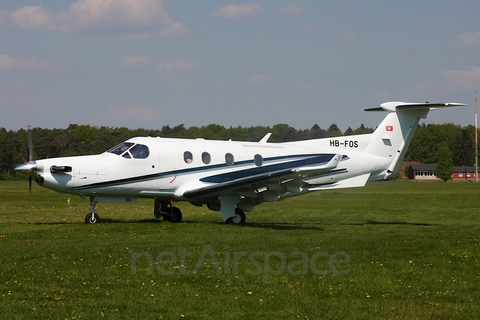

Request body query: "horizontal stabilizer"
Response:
[365, 101, 466, 112]
[306, 173, 370, 191]
[292, 154, 342, 176]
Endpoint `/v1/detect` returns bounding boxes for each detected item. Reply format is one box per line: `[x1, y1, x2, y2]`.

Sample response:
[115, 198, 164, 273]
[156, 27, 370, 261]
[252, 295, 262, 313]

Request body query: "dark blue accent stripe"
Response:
[200, 154, 335, 183]
[70, 153, 335, 191]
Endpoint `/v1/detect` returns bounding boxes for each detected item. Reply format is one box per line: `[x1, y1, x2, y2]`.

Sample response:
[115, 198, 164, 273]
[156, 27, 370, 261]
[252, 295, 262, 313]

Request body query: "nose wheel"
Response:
[85, 196, 100, 224]
[85, 212, 100, 224]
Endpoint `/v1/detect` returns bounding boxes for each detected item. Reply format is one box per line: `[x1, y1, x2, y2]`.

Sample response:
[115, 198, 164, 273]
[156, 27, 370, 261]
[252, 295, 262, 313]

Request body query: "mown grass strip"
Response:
[0, 180, 479, 319]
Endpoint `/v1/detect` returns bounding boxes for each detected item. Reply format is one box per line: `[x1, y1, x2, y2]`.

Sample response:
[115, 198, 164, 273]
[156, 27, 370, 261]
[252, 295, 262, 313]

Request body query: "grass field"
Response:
[1, 180, 479, 319]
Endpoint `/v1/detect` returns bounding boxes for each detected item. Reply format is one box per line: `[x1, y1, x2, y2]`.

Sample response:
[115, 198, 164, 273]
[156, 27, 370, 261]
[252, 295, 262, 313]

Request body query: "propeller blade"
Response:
[15, 125, 36, 194]
[27, 125, 33, 162]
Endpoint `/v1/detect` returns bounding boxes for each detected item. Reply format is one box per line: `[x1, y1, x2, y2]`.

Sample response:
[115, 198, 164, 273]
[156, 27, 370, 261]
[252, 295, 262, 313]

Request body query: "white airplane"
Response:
[15, 101, 465, 225]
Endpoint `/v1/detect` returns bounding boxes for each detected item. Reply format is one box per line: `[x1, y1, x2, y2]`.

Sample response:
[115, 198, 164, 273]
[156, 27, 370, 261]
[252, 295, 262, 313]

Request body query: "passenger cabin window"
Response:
[202, 152, 211, 164]
[254, 154, 263, 166]
[225, 153, 234, 165]
[184, 151, 193, 164]
[107, 142, 149, 159]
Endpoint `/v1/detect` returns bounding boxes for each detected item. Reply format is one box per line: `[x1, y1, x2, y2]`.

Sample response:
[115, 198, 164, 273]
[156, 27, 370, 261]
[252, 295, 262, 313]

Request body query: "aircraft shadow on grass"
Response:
[223, 221, 324, 231]
[29, 219, 435, 228]
[98, 219, 325, 231]
[353, 220, 438, 226]
[30, 218, 189, 225]
[29, 218, 323, 230]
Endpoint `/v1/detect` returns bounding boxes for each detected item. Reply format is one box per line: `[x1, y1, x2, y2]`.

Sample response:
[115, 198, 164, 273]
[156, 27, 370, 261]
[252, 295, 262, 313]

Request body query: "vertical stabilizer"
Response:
[364, 102, 465, 180]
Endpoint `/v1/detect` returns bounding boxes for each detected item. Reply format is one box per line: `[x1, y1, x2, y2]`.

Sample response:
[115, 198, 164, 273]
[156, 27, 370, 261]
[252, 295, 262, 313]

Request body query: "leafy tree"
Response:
[353, 124, 374, 135]
[202, 124, 226, 139]
[161, 124, 186, 138]
[1, 129, 27, 176]
[344, 127, 354, 136]
[452, 125, 475, 166]
[326, 124, 342, 137]
[270, 124, 296, 142]
[406, 123, 473, 166]
[310, 124, 326, 139]
[294, 128, 311, 141]
[224, 126, 250, 141]
[406, 124, 448, 164]
[435, 144, 454, 181]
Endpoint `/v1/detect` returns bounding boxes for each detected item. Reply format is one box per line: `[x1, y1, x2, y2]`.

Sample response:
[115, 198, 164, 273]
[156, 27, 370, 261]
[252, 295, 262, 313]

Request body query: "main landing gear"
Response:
[153, 198, 246, 225]
[219, 195, 246, 226]
[225, 208, 246, 225]
[154, 198, 182, 223]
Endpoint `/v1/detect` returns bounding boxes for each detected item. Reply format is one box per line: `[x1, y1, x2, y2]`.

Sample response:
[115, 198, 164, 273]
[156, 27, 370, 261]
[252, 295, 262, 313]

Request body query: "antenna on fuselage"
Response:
[259, 133, 272, 143]
[475, 94, 478, 183]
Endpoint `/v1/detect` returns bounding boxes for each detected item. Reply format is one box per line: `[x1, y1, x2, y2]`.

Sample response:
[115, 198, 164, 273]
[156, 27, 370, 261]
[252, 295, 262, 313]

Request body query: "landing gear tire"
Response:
[85, 212, 100, 224]
[226, 208, 246, 225]
[163, 206, 182, 223]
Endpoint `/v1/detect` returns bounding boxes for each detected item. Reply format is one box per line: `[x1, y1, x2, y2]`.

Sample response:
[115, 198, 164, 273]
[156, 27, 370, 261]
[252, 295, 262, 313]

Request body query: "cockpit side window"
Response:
[107, 142, 134, 155]
[129, 144, 150, 159]
[107, 142, 149, 159]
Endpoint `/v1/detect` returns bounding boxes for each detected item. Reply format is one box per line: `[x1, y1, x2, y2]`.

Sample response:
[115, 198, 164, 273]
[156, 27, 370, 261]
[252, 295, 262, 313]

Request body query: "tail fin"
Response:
[364, 102, 466, 180]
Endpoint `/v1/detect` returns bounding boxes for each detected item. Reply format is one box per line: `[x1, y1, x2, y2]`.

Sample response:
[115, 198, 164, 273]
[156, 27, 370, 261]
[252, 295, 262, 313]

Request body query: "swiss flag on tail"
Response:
[386, 125, 393, 131]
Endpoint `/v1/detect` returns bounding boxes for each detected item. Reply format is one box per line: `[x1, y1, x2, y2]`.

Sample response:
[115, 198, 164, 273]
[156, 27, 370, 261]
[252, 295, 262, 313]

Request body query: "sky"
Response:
[0, 1, 479, 133]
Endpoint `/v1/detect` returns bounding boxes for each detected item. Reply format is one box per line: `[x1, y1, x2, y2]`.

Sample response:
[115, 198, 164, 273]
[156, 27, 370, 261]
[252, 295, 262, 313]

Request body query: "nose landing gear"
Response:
[85, 196, 100, 224]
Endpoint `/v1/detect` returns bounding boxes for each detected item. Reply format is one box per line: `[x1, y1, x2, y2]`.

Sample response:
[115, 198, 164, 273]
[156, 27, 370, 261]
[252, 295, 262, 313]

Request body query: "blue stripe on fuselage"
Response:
[200, 154, 335, 183]
[70, 153, 334, 191]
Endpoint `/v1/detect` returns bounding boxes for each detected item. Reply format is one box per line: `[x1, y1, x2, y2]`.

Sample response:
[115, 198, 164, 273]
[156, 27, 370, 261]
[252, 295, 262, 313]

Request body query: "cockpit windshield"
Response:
[106, 142, 149, 159]
[107, 142, 134, 155]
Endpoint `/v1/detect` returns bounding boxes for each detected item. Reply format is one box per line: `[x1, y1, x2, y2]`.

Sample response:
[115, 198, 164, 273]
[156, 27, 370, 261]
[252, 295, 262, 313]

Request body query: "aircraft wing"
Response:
[183, 154, 342, 199]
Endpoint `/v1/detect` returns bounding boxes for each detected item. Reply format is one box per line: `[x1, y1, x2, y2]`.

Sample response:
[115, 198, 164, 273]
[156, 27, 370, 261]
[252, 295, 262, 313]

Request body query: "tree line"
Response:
[0, 122, 476, 179]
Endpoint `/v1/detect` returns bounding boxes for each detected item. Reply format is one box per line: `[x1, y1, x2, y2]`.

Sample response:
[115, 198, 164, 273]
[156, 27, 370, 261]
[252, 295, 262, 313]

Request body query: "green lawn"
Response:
[0, 180, 479, 319]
